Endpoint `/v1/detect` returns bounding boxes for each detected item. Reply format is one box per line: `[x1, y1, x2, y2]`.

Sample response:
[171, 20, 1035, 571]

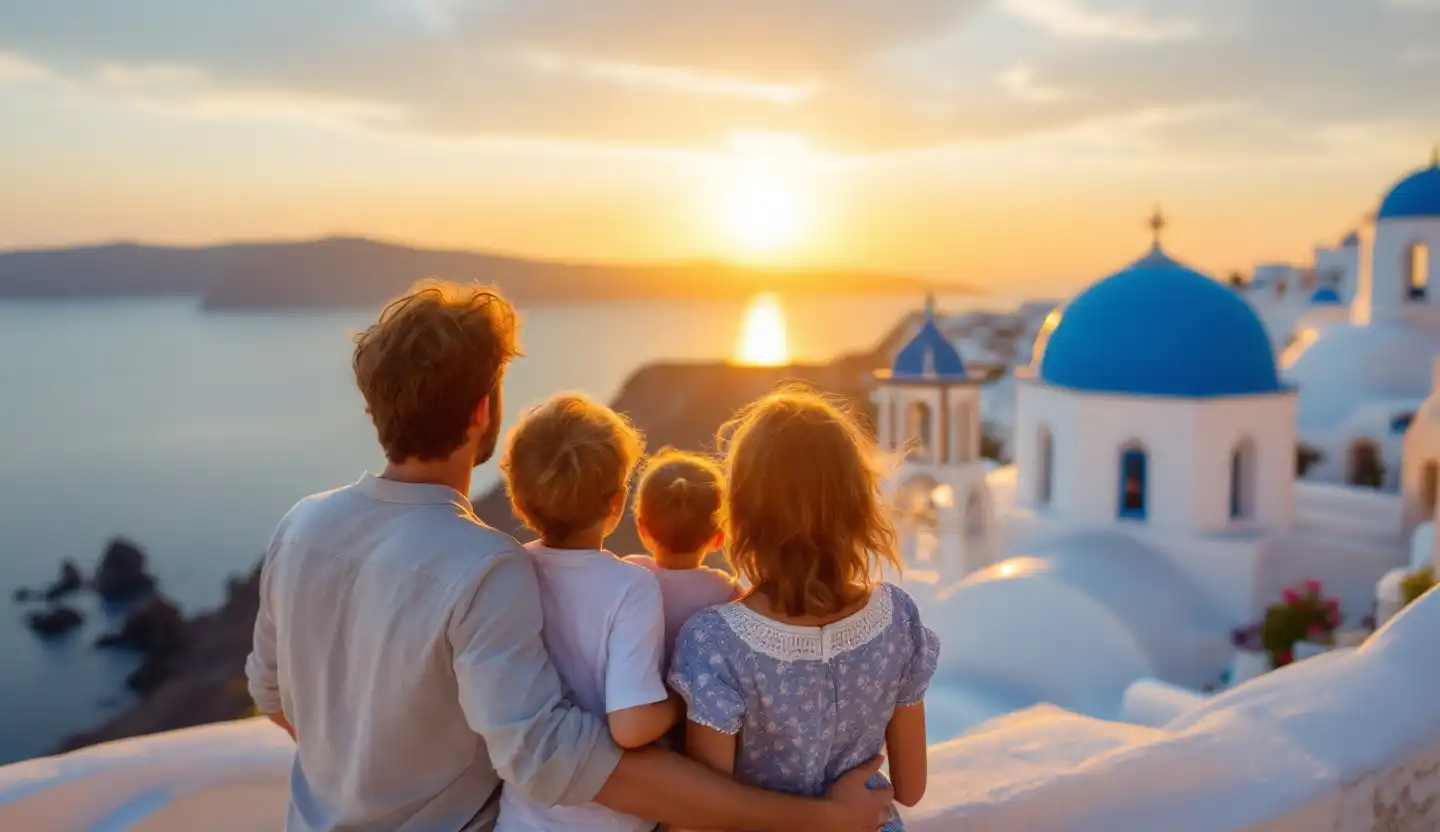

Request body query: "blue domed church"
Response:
[872, 295, 996, 582]
[1007, 229, 1299, 623]
[894, 217, 1409, 724]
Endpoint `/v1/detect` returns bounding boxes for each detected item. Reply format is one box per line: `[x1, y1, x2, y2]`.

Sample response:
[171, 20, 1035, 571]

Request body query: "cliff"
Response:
[0, 236, 969, 309]
[57, 568, 263, 752]
[55, 352, 883, 752]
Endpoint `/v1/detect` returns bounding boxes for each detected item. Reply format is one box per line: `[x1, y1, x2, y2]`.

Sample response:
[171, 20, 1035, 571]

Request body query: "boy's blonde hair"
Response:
[720, 385, 899, 617]
[501, 393, 644, 544]
[352, 280, 519, 463]
[636, 449, 724, 555]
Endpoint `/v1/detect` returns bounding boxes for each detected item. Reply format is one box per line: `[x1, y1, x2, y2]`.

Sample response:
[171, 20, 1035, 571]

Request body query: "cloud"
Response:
[0, 51, 50, 83]
[515, 50, 817, 105]
[1001, 0, 1199, 41]
[998, 66, 1072, 103]
[0, 0, 1435, 157]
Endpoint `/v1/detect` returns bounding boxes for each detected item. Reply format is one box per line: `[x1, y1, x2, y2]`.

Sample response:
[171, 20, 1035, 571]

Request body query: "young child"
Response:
[496, 393, 676, 832]
[669, 387, 940, 831]
[625, 449, 741, 658]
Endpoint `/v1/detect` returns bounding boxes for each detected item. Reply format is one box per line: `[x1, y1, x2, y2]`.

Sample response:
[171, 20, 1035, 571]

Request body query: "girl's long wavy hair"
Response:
[719, 385, 900, 617]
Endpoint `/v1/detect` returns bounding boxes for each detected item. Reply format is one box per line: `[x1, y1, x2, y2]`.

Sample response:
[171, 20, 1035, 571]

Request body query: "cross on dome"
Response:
[1147, 205, 1168, 248]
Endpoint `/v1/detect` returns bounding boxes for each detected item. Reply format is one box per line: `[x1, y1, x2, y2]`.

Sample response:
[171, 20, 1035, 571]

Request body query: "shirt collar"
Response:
[355, 472, 473, 507]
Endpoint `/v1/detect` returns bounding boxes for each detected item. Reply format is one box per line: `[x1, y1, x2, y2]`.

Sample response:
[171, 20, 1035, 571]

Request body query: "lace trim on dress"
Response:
[716, 584, 895, 662]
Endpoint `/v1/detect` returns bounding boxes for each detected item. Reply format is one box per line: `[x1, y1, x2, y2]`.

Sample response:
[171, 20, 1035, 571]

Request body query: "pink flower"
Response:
[1282, 588, 1301, 605]
[1275, 650, 1293, 666]
[1326, 611, 1340, 628]
[1304, 579, 1323, 594]
[1325, 598, 1340, 612]
[1307, 621, 1326, 637]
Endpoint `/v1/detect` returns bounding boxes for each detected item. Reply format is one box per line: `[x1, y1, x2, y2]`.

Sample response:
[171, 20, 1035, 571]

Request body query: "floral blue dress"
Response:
[668, 583, 940, 831]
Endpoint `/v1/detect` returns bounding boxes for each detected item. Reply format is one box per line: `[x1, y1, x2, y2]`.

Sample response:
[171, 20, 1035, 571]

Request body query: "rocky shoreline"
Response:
[36, 346, 895, 755]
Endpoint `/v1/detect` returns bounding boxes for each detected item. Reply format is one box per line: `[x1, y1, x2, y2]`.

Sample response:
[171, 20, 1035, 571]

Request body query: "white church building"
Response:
[884, 223, 1412, 723]
[1277, 158, 1440, 494]
[872, 297, 997, 584]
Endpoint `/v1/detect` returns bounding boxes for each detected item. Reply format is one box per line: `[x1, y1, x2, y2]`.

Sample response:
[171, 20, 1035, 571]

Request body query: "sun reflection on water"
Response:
[734, 292, 790, 366]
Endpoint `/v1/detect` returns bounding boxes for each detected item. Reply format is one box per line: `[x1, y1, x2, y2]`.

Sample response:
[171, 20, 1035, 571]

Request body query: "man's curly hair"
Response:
[352, 280, 519, 463]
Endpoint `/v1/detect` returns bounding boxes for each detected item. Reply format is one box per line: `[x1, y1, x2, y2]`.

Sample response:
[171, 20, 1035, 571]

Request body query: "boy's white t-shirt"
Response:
[496, 544, 669, 832]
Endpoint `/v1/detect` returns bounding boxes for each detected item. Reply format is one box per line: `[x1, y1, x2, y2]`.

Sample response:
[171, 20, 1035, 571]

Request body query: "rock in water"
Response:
[27, 605, 84, 636]
[44, 560, 84, 601]
[95, 596, 185, 652]
[13, 587, 32, 602]
[93, 538, 156, 602]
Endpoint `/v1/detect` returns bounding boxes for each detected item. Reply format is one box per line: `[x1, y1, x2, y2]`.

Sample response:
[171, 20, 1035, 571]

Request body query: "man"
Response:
[246, 281, 894, 831]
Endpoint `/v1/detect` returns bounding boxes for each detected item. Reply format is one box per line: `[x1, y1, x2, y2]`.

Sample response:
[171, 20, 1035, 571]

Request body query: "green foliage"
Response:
[1259, 580, 1340, 668]
[1401, 567, 1436, 609]
[1296, 443, 1324, 477]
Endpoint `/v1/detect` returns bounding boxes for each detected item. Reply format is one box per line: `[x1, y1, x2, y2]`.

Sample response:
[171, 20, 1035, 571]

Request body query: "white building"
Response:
[1282, 158, 1440, 491]
[873, 297, 997, 583]
[893, 228, 1409, 724]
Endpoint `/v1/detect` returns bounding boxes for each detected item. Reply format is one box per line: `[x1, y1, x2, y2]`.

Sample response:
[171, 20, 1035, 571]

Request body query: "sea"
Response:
[0, 291, 999, 765]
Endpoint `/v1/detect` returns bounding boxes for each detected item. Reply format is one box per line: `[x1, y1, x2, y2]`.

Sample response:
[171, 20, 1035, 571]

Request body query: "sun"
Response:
[734, 292, 790, 366]
[720, 175, 807, 259]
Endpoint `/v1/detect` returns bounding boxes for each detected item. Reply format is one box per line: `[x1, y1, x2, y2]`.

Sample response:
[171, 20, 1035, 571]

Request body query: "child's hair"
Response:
[635, 449, 724, 555]
[501, 393, 644, 544]
[719, 385, 899, 617]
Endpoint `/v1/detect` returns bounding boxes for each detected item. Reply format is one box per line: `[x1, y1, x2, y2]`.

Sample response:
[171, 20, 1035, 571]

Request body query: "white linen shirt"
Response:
[245, 474, 622, 832]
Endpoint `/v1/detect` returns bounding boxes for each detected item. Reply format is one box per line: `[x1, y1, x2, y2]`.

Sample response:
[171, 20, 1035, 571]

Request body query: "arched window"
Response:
[1037, 425, 1054, 506]
[1408, 241, 1429, 301]
[1230, 439, 1255, 520]
[1422, 460, 1439, 523]
[905, 400, 933, 461]
[1348, 439, 1385, 490]
[1118, 445, 1148, 520]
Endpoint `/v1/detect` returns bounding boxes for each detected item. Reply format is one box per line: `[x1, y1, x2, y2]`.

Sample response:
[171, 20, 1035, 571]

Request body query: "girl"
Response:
[668, 387, 939, 831]
[625, 448, 741, 659]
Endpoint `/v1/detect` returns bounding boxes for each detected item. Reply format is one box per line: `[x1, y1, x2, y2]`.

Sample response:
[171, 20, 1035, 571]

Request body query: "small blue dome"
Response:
[1311, 287, 1342, 305]
[892, 299, 968, 380]
[1035, 247, 1283, 398]
[1379, 164, 1440, 220]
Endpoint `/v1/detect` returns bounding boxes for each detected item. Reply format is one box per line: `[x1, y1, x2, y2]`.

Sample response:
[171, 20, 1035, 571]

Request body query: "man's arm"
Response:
[245, 535, 284, 731]
[595, 748, 893, 832]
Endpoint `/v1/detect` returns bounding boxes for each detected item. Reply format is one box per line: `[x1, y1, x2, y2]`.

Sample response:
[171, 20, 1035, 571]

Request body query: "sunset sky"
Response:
[1, 0, 1438, 291]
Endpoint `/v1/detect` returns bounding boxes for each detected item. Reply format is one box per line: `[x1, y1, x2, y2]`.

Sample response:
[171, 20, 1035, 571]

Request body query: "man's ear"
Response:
[471, 394, 491, 430]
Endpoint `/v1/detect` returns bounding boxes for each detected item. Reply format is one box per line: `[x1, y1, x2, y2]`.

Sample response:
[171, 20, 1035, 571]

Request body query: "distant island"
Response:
[0, 236, 975, 310]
